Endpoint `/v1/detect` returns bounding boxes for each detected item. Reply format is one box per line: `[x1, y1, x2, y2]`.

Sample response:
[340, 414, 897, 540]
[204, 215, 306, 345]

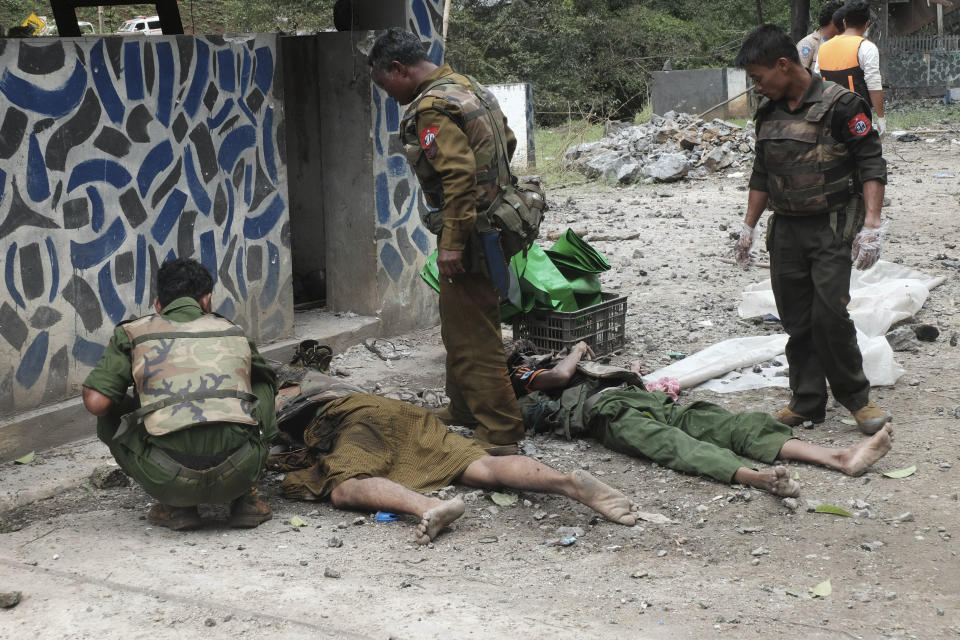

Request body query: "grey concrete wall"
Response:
[652, 68, 751, 119]
[317, 32, 380, 317]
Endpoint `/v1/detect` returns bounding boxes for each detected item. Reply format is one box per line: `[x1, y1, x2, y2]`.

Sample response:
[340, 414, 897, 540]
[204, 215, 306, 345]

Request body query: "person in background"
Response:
[797, 1, 844, 70]
[816, 0, 886, 135]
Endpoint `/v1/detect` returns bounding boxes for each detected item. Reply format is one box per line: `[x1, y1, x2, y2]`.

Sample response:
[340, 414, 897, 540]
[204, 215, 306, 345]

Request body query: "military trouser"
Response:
[96, 396, 268, 507]
[587, 387, 794, 483]
[439, 272, 524, 445]
[766, 211, 871, 418]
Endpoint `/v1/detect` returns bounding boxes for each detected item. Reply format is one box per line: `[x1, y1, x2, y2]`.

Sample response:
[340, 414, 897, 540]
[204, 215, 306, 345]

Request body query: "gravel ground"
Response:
[1, 133, 959, 639]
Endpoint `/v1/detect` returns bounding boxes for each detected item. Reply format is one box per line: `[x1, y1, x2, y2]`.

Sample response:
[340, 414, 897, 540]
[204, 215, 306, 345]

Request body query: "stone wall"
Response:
[0, 34, 292, 418]
[882, 51, 960, 91]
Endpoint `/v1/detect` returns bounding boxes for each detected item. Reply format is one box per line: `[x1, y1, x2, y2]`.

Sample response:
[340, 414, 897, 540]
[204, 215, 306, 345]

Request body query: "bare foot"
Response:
[840, 424, 894, 477]
[735, 466, 801, 497]
[568, 470, 638, 525]
[415, 496, 465, 545]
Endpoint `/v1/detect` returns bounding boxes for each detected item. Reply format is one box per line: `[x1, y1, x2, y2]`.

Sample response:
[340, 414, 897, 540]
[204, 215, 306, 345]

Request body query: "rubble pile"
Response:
[563, 111, 756, 184]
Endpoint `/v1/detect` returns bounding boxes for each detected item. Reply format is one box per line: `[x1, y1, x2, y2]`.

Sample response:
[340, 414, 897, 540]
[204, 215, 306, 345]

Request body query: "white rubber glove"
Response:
[875, 117, 887, 137]
[733, 222, 756, 269]
[851, 220, 889, 270]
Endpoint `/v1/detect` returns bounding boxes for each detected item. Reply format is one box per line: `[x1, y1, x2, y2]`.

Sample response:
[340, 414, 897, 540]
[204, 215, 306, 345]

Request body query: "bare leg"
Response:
[779, 424, 893, 477]
[733, 465, 800, 497]
[458, 456, 637, 525]
[330, 477, 465, 545]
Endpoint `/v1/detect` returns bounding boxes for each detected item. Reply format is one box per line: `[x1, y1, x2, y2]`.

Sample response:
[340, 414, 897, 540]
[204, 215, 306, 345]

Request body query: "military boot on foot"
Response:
[772, 407, 825, 427]
[148, 504, 202, 531]
[851, 402, 891, 435]
[229, 488, 273, 528]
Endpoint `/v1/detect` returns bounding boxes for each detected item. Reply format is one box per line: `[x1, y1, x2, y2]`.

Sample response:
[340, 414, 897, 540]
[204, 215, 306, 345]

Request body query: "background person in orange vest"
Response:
[797, 1, 843, 70]
[816, 1, 885, 135]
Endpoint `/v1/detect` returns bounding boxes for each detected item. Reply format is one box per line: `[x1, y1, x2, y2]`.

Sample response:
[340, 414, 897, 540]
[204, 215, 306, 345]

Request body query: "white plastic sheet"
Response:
[645, 261, 941, 393]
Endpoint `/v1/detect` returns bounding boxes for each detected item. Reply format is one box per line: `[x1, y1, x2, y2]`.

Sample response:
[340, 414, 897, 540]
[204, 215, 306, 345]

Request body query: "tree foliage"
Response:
[445, 0, 795, 123]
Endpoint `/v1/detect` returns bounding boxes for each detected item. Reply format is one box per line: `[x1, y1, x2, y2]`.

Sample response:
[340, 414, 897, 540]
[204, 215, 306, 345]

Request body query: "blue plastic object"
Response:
[374, 511, 398, 522]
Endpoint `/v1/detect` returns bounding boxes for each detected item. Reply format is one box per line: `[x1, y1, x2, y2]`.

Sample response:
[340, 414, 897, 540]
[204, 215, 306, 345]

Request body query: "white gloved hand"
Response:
[851, 220, 889, 270]
[733, 222, 756, 269]
[875, 117, 887, 137]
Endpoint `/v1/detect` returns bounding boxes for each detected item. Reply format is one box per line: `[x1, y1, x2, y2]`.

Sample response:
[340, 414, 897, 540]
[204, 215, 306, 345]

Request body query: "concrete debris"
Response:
[89, 465, 130, 489]
[0, 591, 21, 608]
[564, 111, 755, 184]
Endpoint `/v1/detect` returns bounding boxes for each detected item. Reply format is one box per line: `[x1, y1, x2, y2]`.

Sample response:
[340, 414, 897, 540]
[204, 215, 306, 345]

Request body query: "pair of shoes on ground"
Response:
[773, 402, 891, 434]
[147, 489, 273, 531]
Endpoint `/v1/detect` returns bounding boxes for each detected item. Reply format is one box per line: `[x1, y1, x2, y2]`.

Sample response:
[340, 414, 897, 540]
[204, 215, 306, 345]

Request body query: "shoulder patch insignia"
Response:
[420, 126, 439, 149]
[420, 126, 439, 159]
[800, 45, 811, 57]
[848, 113, 871, 136]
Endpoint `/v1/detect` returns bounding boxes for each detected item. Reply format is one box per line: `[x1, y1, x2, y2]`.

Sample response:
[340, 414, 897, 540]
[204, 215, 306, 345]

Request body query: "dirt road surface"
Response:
[1, 133, 959, 639]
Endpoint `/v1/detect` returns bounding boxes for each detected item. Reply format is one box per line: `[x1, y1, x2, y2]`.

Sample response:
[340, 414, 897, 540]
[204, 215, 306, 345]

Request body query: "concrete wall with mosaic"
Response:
[370, 0, 445, 332]
[0, 34, 292, 418]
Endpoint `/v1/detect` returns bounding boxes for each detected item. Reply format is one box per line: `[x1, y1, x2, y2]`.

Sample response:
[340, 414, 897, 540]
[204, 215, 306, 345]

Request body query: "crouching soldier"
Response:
[81, 258, 277, 530]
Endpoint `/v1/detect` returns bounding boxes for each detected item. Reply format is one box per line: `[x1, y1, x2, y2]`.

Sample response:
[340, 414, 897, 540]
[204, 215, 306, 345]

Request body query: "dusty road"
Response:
[1, 131, 959, 639]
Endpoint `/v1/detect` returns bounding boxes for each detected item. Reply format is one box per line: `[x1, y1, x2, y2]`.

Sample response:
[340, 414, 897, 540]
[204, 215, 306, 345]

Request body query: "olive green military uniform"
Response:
[512, 366, 793, 484]
[399, 64, 523, 445]
[83, 297, 278, 506]
[750, 74, 886, 420]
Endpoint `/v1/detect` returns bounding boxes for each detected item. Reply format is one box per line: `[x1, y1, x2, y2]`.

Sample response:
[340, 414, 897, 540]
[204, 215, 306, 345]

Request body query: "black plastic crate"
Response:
[512, 293, 627, 357]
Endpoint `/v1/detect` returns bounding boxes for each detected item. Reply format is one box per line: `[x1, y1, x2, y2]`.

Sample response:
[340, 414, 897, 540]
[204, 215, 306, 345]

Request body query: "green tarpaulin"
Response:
[420, 229, 611, 318]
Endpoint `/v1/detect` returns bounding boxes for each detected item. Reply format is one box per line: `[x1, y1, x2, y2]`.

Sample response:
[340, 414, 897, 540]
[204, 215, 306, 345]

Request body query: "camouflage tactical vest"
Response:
[121, 313, 258, 437]
[399, 72, 509, 235]
[755, 80, 856, 216]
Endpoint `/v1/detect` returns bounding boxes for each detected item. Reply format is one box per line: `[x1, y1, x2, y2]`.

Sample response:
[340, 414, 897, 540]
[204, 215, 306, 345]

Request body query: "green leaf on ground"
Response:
[792, 471, 800, 480]
[14, 451, 35, 464]
[840, 418, 857, 426]
[814, 504, 853, 517]
[491, 492, 518, 507]
[290, 516, 308, 527]
[811, 579, 832, 598]
[882, 466, 917, 479]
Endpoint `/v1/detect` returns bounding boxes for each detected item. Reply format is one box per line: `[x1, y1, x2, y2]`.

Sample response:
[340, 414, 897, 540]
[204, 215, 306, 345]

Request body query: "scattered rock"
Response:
[324, 567, 341, 579]
[352, 517, 366, 526]
[631, 570, 649, 579]
[896, 512, 915, 523]
[89, 465, 130, 489]
[0, 591, 21, 608]
[205, 618, 217, 627]
[750, 547, 768, 556]
[860, 541, 885, 552]
[781, 497, 799, 511]
[327, 537, 343, 548]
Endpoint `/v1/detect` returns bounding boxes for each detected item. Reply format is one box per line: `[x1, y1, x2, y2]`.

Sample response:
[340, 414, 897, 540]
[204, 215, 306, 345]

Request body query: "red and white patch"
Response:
[419, 126, 439, 149]
[848, 113, 871, 136]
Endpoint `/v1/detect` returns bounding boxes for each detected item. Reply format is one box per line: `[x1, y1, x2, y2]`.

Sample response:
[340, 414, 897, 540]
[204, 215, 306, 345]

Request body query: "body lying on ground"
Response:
[507, 340, 893, 497]
[81, 258, 276, 531]
[269, 371, 637, 544]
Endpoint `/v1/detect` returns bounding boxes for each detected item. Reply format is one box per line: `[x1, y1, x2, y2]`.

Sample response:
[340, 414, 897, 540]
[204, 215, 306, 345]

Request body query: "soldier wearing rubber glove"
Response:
[732, 24, 890, 435]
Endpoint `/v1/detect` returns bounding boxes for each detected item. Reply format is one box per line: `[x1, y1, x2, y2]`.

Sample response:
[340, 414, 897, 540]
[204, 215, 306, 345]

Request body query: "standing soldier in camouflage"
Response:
[82, 258, 277, 530]
[732, 25, 891, 435]
[369, 28, 523, 454]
